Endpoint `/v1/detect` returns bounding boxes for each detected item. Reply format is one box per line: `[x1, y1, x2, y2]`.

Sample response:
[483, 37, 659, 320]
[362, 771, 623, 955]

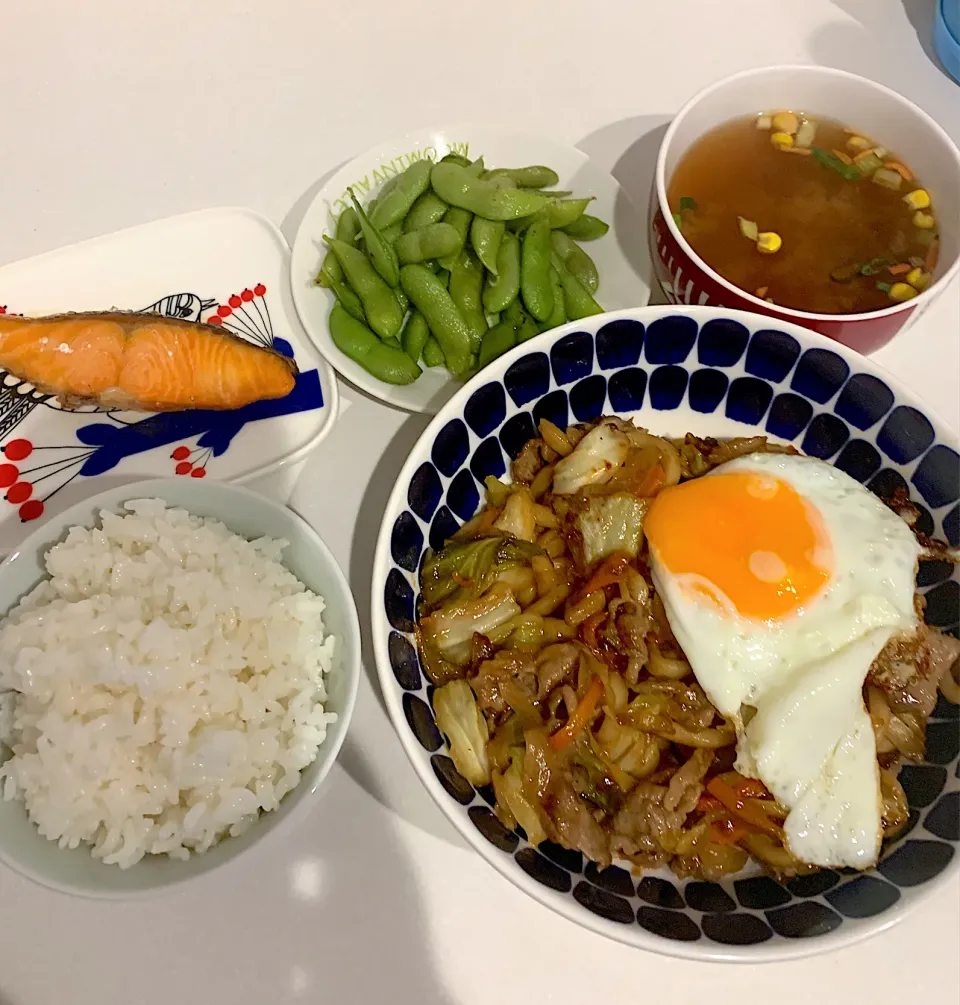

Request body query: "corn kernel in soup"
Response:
[667, 113, 940, 314]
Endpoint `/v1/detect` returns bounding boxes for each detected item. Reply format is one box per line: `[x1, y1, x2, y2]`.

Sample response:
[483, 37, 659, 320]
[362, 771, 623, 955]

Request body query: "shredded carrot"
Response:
[579, 554, 630, 599]
[831, 149, 854, 165]
[925, 239, 939, 272]
[885, 161, 914, 182]
[549, 675, 605, 750]
[709, 819, 751, 845]
[732, 776, 772, 799]
[581, 611, 606, 650]
[696, 794, 724, 812]
[635, 462, 664, 498]
[853, 149, 876, 164]
[706, 776, 781, 836]
[888, 263, 911, 276]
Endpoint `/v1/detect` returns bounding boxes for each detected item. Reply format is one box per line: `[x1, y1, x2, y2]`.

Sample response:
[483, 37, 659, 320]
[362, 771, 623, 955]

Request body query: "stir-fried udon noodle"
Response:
[414, 416, 960, 880]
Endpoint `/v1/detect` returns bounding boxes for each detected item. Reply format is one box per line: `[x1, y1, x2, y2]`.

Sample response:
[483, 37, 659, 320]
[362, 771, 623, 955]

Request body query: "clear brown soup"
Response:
[668, 113, 940, 315]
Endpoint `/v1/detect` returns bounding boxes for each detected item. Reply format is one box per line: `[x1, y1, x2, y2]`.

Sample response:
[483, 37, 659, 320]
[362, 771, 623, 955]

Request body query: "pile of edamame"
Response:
[316, 152, 610, 386]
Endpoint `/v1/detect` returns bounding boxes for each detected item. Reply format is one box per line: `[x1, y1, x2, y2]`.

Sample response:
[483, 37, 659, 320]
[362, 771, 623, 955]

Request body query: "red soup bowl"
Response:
[649, 65, 960, 354]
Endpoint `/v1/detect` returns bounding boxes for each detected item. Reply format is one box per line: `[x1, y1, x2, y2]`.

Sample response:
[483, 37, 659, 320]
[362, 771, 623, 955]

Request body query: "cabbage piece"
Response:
[552, 421, 629, 495]
[576, 492, 649, 566]
[493, 489, 537, 542]
[420, 536, 541, 609]
[433, 679, 491, 785]
[493, 747, 547, 844]
[419, 583, 521, 664]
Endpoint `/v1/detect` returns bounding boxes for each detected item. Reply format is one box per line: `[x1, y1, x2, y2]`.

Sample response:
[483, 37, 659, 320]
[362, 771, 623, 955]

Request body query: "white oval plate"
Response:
[290, 125, 652, 414]
[0, 208, 339, 555]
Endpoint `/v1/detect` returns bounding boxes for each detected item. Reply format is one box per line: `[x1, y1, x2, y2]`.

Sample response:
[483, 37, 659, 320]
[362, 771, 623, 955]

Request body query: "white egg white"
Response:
[648, 453, 921, 869]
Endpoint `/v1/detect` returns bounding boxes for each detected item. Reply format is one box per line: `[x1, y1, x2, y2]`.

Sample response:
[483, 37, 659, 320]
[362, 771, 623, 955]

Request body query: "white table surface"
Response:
[1, 1, 959, 1003]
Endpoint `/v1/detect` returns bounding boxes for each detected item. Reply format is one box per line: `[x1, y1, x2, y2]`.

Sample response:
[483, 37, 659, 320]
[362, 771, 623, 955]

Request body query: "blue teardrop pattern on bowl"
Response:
[834, 373, 894, 430]
[470, 437, 506, 482]
[790, 348, 850, 403]
[876, 406, 936, 465]
[801, 413, 850, 459]
[532, 388, 569, 433]
[596, 318, 644, 369]
[697, 318, 749, 366]
[644, 315, 698, 364]
[569, 374, 607, 422]
[688, 368, 729, 414]
[432, 418, 470, 477]
[725, 376, 772, 425]
[744, 328, 801, 382]
[649, 365, 688, 410]
[834, 439, 882, 483]
[573, 881, 635, 925]
[464, 381, 507, 438]
[504, 352, 550, 407]
[608, 367, 648, 412]
[913, 445, 960, 508]
[550, 331, 594, 385]
[766, 393, 814, 440]
[381, 310, 960, 952]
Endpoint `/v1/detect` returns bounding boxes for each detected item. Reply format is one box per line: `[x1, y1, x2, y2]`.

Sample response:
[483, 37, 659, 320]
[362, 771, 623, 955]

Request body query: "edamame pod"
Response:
[537, 267, 567, 332]
[324, 237, 405, 339]
[545, 198, 594, 229]
[552, 254, 603, 320]
[478, 319, 518, 368]
[464, 157, 485, 177]
[561, 214, 609, 241]
[329, 304, 422, 385]
[550, 231, 599, 294]
[370, 160, 433, 229]
[440, 152, 471, 167]
[482, 231, 521, 313]
[349, 189, 400, 287]
[470, 216, 504, 274]
[394, 222, 461, 264]
[520, 215, 554, 321]
[430, 163, 553, 221]
[329, 277, 366, 322]
[449, 250, 487, 352]
[316, 206, 361, 287]
[484, 165, 560, 188]
[403, 190, 449, 232]
[423, 336, 446, 368]
[437, 207, 472, 271]
[400, 264, 474, 377]
[401, 309, 430, 362]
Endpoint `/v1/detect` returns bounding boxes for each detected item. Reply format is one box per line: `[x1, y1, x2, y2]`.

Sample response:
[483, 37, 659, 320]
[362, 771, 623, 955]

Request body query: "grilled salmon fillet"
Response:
[0, 311, 298, 412]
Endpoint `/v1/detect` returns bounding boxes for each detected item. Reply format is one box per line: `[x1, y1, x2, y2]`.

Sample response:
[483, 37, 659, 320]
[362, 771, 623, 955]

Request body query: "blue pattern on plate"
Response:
[766, 393, 814, 440]
[645, 315, 698, 363]
[791, 348, 850, 403]
[649, 365, 688, 410]
[376, 310, 960, 955]
[745, 329, 801, 382]
[551, 331, 594, 385]
[877, 406, 935, 464]
[697, 318, 749, 367]
[596, 319, 644, 369]
[608, 368, 648, 412]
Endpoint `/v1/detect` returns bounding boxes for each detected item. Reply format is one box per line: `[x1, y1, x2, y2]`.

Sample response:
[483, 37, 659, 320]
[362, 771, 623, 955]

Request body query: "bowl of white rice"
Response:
[0, 478, 360, 897]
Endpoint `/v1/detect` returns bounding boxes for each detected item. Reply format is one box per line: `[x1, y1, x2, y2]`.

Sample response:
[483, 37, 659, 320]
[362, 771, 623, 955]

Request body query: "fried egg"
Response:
[644, 452, 921, 868]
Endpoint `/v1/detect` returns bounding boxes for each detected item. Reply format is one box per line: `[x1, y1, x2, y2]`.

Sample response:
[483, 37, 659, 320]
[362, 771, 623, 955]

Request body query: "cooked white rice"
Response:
[0, 498, 337, 869]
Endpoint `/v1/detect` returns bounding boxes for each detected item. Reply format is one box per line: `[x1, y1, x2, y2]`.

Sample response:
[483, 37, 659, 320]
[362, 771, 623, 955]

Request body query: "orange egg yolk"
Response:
[645, 471, 833, 621]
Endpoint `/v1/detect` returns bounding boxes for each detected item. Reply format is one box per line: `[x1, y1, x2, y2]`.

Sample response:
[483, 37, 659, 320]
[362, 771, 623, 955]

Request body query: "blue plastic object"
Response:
[936, 0, 960, 84]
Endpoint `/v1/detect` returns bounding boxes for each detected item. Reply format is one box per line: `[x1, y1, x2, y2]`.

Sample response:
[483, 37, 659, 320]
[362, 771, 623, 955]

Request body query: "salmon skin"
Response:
[0, 311, 298, 412]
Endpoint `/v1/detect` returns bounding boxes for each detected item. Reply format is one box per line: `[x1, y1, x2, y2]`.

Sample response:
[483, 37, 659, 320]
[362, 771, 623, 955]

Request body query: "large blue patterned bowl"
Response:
[371, 307, 959, 962]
